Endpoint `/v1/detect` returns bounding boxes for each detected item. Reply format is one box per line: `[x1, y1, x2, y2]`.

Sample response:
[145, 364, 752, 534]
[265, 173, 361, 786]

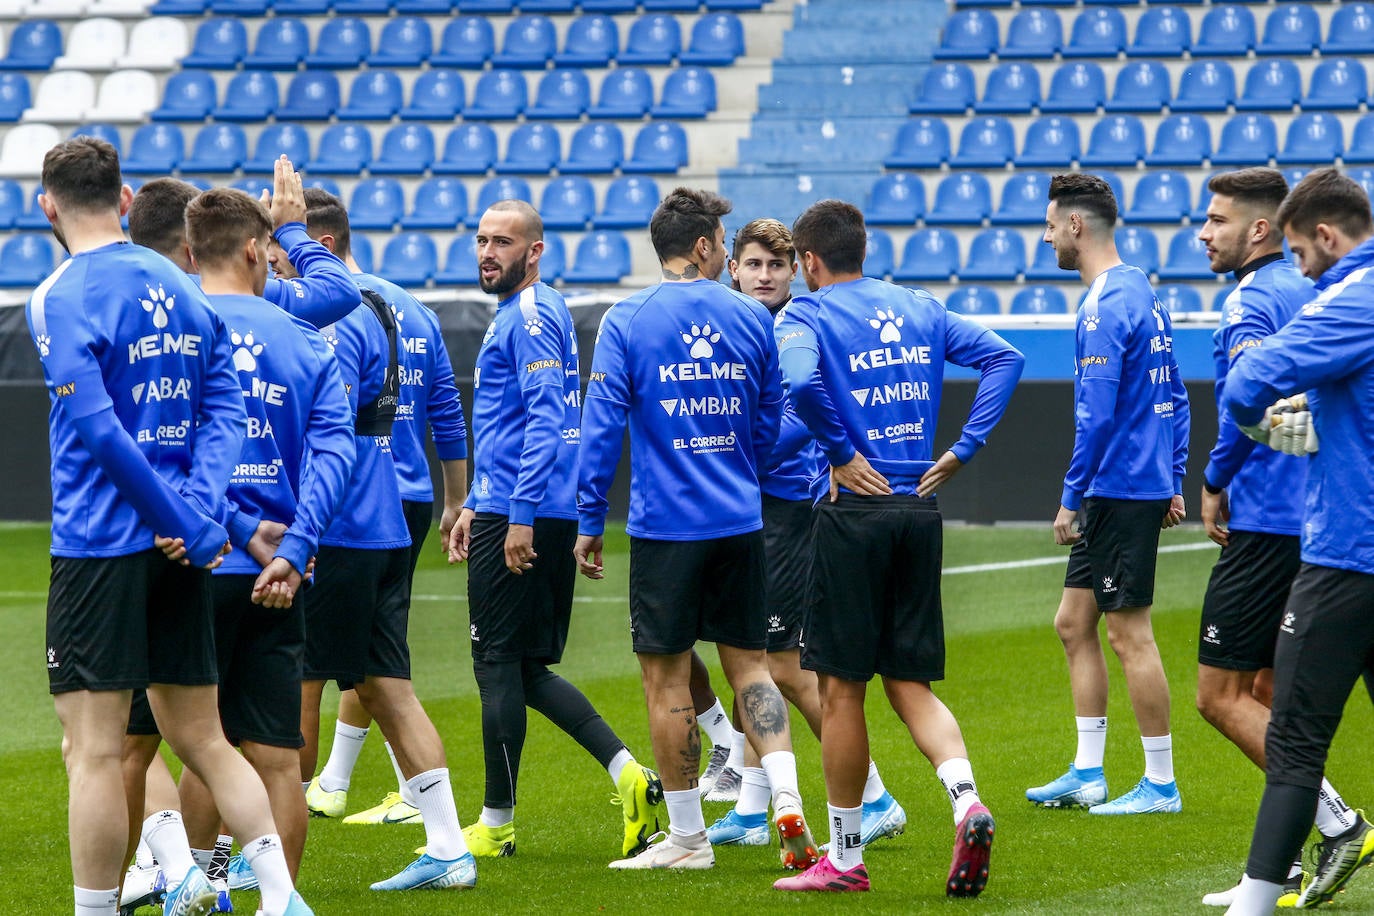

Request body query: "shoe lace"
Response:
[1308, 834, 1342, 874]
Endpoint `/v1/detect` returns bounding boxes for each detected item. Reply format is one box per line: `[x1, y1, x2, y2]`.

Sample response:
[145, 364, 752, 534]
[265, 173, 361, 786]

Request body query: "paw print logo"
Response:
[1205, 624, 1219, 643]
[46, 647, 55, 664]
[1083, 313, 1100, 332]
[869, 308, 903, 344]
[1152, 307, 1165, 331]
[524, 315, 544, 337]
[767, 615, 783, 632]
[321, 330, 339, 351]
[1302, 301, 1325, 317]
[1101, 575, 1113, 590]
[390, 304, 404, 325]
[140, 284, 174, 330]
[34, 333, 50, 357]
[682, 322, 720, 359]
[230, 331, 265, 373]
[1227, 305, 1244, 326]
[470, 623, 480, 642]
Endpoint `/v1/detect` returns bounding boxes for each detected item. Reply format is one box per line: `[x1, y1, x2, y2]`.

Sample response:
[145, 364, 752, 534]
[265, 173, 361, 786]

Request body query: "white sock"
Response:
[74, 886, 118, 916]
[407, 768, 468, 860]
[826, 804, 863, 870]
[725, 729, 746, 771]
[134, 837, 156, 869]
[1074, 716, 1107, 771]
[383, 742, 415, 805]
[190, 847, 212, 872]
[606, 747, 633, 785]
[1141, 734, 1174, 785]
[479, 806, 513, 828]
[735, 767, 771, 818]
[936, 758, 981, 824]
[242, 835, 293, 916]
[1227, 874, 1283, 914]
[1315, 779, 1358, 838]
[664, 787, 706, 839]
[862, 760, 886, 804]
[1289, 860, 1305, 880]
[699, 698, 734, 749]
[319, 722, 369, 792]
[760, 750, 801, 811]
[142, 811, 196, 885]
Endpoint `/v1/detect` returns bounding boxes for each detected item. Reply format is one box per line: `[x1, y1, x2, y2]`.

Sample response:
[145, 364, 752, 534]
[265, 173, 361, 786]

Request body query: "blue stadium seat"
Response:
[1064, 8, 1127, 58]
[539, 176, 596, 230]
[622, 122, 688, 173]
[244, 18, 310, 71]
[1323, 3, 1374, 54]
[945, 285, 1000, 317]
[589, 68, 653, 119]
[1157, 228, 1214, 281]
[519, 0, 576, 10]
[1236, 60, 1302, 112]
[866, 173, 924, 226]
[564, 230, 631, 284]
[539, 230, 566, 282]
[306, 17, 372, 69]
[1278, 113, 1344, 165]
[349, 178, 405, 230]
[1147, 114, 1211, 166]
[526, 69, 591, 119]
[910, 63, 975, 115]
[457, 0, 513, 10]
[1212, 286, 1235, 312]
[1349, 167, 1374, 199]
[370, 17, 432, 67]
[580, 0, 637, 11]
[310, 124, 373, 175]
[863, 228, 894, 280]
[1025, 240, 1069, 281]
[151, 0, 210, 12]
[1344, 116, 1374, 164]
[1091, 171, 1126, 209]
[372, 124, 435, 175]
[555, 15, 619, 68]
[1000, 9, 1062, 59]
[152, 72, 217, 122]
[706, 0, 764, 8]
[181, 124, 246, 174]
[1213, 113, 1278, 165]
[1156, 283, 1203, 314]
[1304, 58, 1368, 111]
[332, 0, 393, 12]
[1082, 115, 1146, 167]
[468, 177, 533, 227]
[433, 123, 498, 174]
[1191, 174, 1216, 222]
[352, 234, 374, 275]
[338, 71, 404, 121]
[0, 75, 30, 123]
[1041, 62, 1105, 114]
[926, 173, 992, 225]
[211, 0, 269, 13]
[380, 232, 438, 287]
[70, 123, 121, 156]
[950, 117, 1015, 168]
[436, 234, 478, 285]
[276, 72, 341, 122]
[401, 71, 464, 120]
[643, 0, 698, 9]
[652, 67, 717, 118]
[1115, 226, 1160, 275]
[0, 234, 53, 287]
[595, 176, 658, 229]
[682, 13, 745, 65]
[495, 123, 562, 174]
[976, 63, 1040, 115]
[559, 123, 624, 173]
[1172, 61, 1236, 112]
[1129, 6, 1191, 57]
[124, 124, 184, 175]
[403, 177, 466, 230]
[933, 10, 999, 60]
[1125, 170, 1190, 222]
[1193, 5, 1256, 56]
[1105, 62, 1170, 113]
[892, 228, 959, 282]
[1018, 116, 1081, 167]
[230, 177, 271, 197]
[244, 124, 312, 173]
[181, 19, 245, 69]
[0, 179, 24, 229]
[993, 172, 1052, 225]
[962, 228, 1025, 281]
[274, 0, 330, 11]
[212, 72, 278, 123]
[465, 70, 528, 120]
[1281, 167, 1311, 189]
[493, 15, 558, 69]
[1257, 4, 1321, 55]
[1011, 285, 1068, 315]
[620, 14, 681, 65]
[432, 17, 495, 69]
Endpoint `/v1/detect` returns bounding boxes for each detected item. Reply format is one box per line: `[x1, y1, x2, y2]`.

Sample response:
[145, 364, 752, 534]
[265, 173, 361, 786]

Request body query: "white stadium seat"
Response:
[87, 69, 158, 123]
[23, 72, 96, 125]
[53, 18, 127, 71]
[0, 124, 62, 178]
[117, 17, 187, 70]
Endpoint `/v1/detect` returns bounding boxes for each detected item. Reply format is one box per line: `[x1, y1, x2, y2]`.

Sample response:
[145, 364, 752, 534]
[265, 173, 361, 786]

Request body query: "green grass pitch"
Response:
[3, 521, 1373, 914]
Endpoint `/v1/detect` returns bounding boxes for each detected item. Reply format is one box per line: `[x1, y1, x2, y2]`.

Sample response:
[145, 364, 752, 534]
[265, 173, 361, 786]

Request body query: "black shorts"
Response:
[1063, 496, 1171, 611]
[211, 575, 305, 748]
[1199, 531, 1302, 671]
[304, 545, 411, 689]
[402, 499, 433, 583]
[628, 531, 766, 655]
[803, 493, 944, 683]
[762, 494, 813, 652]
[467, 514, 577, 664]
[128, 688, 157, 736]
[47, 550, 217, 695]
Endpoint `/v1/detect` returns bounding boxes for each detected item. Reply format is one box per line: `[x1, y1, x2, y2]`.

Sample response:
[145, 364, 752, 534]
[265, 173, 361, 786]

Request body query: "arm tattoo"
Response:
[739, 682, 788, 739]
[661, 263, 702, 281]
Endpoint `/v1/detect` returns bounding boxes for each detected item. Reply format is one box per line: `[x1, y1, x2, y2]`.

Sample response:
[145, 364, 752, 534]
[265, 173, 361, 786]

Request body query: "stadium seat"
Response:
[580, 0, 636, 11]
[1237, 60, 1302, 112]
[228, 175, 270, 197]
[1147, 114, 1211, 166]
[999, 9, 1062, 59]
[244, 18, 310, 71]
[180, 123, 246, 173]
[1091, 171, 1126, 209]
[682, 13, 745, 65]
[1010, 285, 1068, 315]
[401, 70, 464, 121]
[0, 234, 52, 287]
[432, 17, 495, 69]
[457, 0, 513, 9]
[371, 124, 435, 175]
[1115, 226, 1160, 276]
[1349, 166, 1374, 199]
[1156, 283, 1203, 314]
[0, 20, 63, 72]
[54, 18, 127, 72]
[892, 229, 959, 282]
[1064, 8, 1127, 58]
[211, 72, 278, 123]
[243, 123, 311, 173]
[976, 63, 1040, 115]
[495, 122, 561, 174]
[181, 19, 245, 69]
[962, 229, 1025, 281]
[564, 230, 632, 284]
[652, 67, 717, 118]
[211, 0, 269, 13]
[1172, 61, 1236, 113]
[1191, 175, 1216, 222]
[945, 285, 1000, 317]
[933, 10, 999, 60]
[909, 63, 975, 115]
[337, 71, 403, 121]
[1281, 167, 1310, 189]
[993, 172, 1052, 225]
[1278, 113, 1344, 165]
[493, 15, 558, 69]
[642, 0, 697, 9]
[0, 75, 29, 123]
[1211, 286, 1235, 312]
[555, 14, 618, 68]
[403, 177, 466, 230]
[540, 176, 596, 230]
[1105, 62, 1170, 113]
[1082, 115, 1146, 167]
[123, 123, 184, 175]
[558, 123, 623, 173]
[306, 17, 371, 69]
[620, 14, 681, 65]
[866, 173, 925, 226]
[1303, 58, 1367, 111]
[435, 234, 478, 285]
[276, 72, 341, 121]
[380, 232, 438, 287]
[1125, 170, 1190, 222]
[332, 0, 393, 12]
[150, 0, 207, 11]
[926, 173, 992, 225]
[1323, 3, 1374, 54]
[432, 123, 497, 174]
[1128, 6, 1191, 57]
[468, 176, 533, 227]
[589, 68, 653, 119]
[1193, 5, 1256, 56]
[1040, 62, 1105, 114]
[0, 178, 23, 229]
[950, 117, 1015, 168]
[1213, 113, 1278, 165]
[465, 70, 528, 120]
[23, 72, 95, 125]
[1257, 4, 1321, 55]
[69, 123, 122, 155]
[117, 18, 188, 71]
[351, 234, 374, 275]
[526, 69, 591, 119]
[863, 228, 894, 280]
[1344, 116, 1374, 164]
[349, 178, 405, 230]
[622, 122, 688, 173]
[275, 0, 330, 10]
[369, 17, 431, 68]
[310, 124, 373, 175]
[518, 0, 574, 10]
[1158, 228, 1214, 281]
[86, 70, 158, 123]
[1025, 240, 1069, 281]
[1018, 116, 1081, 167]
[151, 71, 216, 122]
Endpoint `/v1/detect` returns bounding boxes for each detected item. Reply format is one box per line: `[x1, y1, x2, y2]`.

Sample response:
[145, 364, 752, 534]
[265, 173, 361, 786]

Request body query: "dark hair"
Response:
[485, 199, 543, 242]
[1275, 167, 1374, 239]
[41, 137, 122, 214]
[1048, 173, 1118, 228]
[790, 200, 866, 275]
[302, 186, 351, 258]
[649, 187, 731, 262]
[732, 218, 794, 263]
[185, 188, 272, 269]
[1207, 168, 1290, 215]
[128, 178, 200, 258]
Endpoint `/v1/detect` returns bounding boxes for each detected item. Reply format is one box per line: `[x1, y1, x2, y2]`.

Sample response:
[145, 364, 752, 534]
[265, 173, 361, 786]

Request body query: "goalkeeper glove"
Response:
[1238, 394, 1318, 455]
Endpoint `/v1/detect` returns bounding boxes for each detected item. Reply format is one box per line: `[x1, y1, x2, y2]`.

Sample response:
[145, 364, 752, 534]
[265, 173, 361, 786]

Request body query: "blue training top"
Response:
[263, 222, 362, 329]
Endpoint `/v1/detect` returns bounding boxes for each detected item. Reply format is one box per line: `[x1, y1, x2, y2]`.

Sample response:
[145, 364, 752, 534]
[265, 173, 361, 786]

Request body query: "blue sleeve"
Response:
[578, 309, 631, 536]
[1205, 302, 1270, 488]
[1062, 291, 1129, 510]
[224, 500, 261, 552]
[507, 310, 568, 526]
[1169, 341, 1190, 494]
[772, 406, 813, 462]
[263, 223, 360, 329]
[328, 319, 364, 417]
[776, 309, 855, 467]
[180, 314, 247, 520]
[942, 312, 1025, 464]
[752, 315, 784, 476]
[426, 327, 468, 462]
